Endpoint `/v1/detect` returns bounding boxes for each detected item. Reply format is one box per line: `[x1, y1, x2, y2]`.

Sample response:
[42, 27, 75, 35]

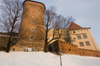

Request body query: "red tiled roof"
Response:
[68, 22, 83, 30]
[68, 22, 91, 30]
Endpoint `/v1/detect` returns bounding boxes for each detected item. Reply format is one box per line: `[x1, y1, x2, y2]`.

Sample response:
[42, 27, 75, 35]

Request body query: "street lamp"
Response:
[58, 51, 62, 66]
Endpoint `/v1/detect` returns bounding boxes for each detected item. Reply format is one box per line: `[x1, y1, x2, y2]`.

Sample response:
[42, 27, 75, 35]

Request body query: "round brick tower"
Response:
[17, 0, 45, 51]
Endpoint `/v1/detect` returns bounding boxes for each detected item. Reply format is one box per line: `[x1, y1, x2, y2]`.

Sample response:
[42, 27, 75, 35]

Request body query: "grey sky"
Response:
[0, 0, 100, 48]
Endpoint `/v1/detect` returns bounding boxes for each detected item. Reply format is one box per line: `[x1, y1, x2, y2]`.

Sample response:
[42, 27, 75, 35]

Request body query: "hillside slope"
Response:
[0, 52, 100, 66]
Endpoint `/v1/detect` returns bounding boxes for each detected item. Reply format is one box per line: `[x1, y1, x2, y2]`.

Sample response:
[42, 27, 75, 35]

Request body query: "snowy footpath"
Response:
[0, 52, 100, 66]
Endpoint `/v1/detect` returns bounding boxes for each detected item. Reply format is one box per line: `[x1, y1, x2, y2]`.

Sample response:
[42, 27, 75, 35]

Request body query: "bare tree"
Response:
[44, 6, 75, 52]
[0, 0, 23, 52]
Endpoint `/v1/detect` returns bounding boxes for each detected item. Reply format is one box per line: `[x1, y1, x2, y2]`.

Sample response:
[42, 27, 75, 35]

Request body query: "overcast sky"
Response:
[0, 0, 100, 48]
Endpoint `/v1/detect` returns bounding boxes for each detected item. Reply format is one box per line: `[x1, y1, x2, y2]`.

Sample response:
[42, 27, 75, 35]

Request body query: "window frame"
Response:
[77, 35, 82, 39]
[79, 42, 84, 46]
[85, 41, 90, 46]
[83, 34, 87, 38]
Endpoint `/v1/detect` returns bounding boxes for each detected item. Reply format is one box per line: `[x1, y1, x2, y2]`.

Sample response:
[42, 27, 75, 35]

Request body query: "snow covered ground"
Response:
[0, 52, 100, 66]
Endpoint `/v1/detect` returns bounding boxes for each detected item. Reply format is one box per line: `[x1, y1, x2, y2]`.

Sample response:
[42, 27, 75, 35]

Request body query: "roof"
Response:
[68, 22, 90, 30]
[23, 0, 46, 10]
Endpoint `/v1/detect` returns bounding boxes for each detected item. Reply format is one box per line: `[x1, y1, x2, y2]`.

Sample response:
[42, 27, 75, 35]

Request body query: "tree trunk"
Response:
[44, 29, 48, 52]
[6, 30, 13, 52]
[44, 39, 48, 52]
[6, 21, 15, 52]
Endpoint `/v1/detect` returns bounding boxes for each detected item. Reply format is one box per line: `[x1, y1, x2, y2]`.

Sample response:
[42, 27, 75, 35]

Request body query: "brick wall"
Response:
[50, 40, 100, 57]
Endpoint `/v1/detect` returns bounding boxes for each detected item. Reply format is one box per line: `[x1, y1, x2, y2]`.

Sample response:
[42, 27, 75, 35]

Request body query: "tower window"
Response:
[31, 28, 34, 32]
[79, 42, 84, 46]
[32, 22, 34, 24]
[30, 36, 33, 39]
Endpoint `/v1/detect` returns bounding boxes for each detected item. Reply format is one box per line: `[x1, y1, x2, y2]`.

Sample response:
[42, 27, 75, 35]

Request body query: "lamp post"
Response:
[58, 51, 62, 66]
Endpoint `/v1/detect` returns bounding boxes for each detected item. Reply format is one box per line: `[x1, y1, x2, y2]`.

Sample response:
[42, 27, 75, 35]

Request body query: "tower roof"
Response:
[24, 0, 46, 9]
[68, 22, 90, 30]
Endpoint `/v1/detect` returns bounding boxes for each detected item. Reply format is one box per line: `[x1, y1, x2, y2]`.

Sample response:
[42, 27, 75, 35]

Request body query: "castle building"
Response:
[10, 0, 100, 53]
[67, 22, 100, 51]
[48, 22, 100, 57]
[48, 22, 100, 51]
[10, 0, 45, 51]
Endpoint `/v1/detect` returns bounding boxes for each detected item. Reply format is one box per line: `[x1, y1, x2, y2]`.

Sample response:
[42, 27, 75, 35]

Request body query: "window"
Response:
[31, 28, 34, 32]
[30, 36, 33, 39]
[83, 35, 87, 38]
[32, 16, 35, 19]
[77, 35, 82, 39]
[68, 49, 71, 51]
[86, 41, 90, 46]
[32, 22, 34, 24]
[73, 31, 75, 33]
[79, 42, 84, 46]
